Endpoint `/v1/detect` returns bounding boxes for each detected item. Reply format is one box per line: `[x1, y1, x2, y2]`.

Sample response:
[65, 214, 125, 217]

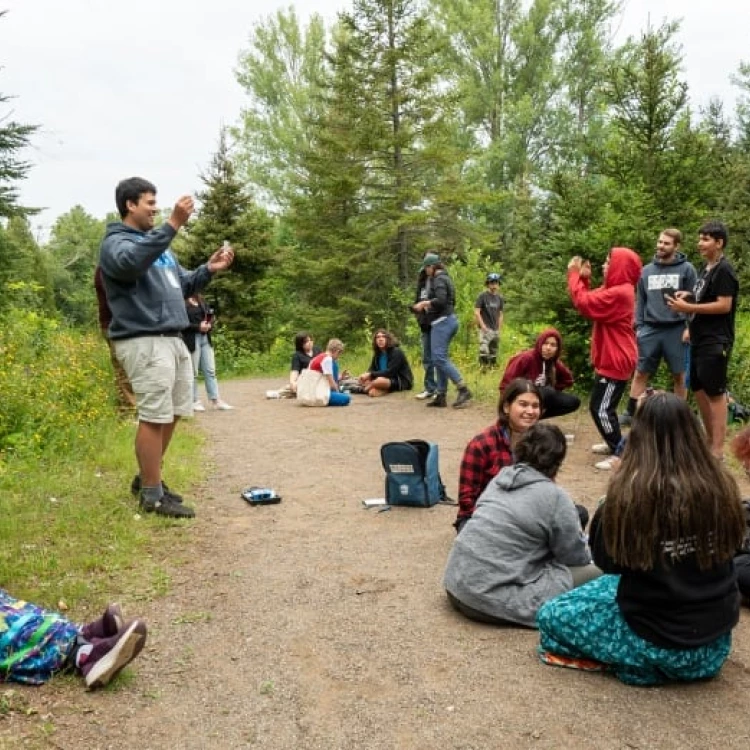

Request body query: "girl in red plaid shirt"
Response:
[454, 379, 542, 533]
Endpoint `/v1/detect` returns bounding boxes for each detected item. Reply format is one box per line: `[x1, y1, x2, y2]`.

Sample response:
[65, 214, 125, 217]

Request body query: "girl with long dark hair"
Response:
[537, 392, 746, 685]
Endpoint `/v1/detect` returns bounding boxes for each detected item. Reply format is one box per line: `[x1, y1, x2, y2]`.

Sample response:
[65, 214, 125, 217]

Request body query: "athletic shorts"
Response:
[690, 345, 730, 397]
[114, 335, 194, 423]
[636, 324, 686, 375]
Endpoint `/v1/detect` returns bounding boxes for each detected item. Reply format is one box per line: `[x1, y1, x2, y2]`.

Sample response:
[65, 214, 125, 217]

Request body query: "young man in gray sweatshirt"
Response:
[619, 229, 696, 426]
[99, 177, 234, 518]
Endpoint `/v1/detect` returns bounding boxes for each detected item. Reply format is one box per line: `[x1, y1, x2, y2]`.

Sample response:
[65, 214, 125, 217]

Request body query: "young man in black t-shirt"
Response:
[668, 221, 739, 458]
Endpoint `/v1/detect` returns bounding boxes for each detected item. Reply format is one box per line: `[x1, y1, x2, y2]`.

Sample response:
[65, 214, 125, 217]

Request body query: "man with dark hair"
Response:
[99, 177, 235, 518]
[668, 220, 739, 458]
[473, 272, 504, 368]
[620, 228, 697, 426]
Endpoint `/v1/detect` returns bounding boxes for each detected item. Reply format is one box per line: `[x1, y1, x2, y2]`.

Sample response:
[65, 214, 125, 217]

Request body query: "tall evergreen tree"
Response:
[233, 8, 329, 210]
[182, 130, 275, 349]
[289, 0, 485, 334]
[0, 11, 37, 219]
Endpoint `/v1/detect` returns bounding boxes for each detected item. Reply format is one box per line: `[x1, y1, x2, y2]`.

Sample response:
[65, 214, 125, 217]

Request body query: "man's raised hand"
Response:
[207, 244, 235, 273]
[168, 195, 195, 230]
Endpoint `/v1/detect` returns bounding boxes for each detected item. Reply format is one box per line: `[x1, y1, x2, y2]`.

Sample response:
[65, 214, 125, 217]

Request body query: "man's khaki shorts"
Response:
[114, 336, 194, 423]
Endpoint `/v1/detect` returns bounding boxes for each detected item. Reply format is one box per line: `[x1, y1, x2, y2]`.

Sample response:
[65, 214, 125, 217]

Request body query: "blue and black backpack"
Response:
[379, 439, 448, 507]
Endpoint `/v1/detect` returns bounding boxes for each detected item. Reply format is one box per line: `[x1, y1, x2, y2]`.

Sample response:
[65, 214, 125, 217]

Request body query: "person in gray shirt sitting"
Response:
[443, 423, 599, 628]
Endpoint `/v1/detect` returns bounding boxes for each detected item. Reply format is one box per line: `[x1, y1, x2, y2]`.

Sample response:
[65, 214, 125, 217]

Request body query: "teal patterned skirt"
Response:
[0, 590, 80, 685]
[536, 574, 732, 686]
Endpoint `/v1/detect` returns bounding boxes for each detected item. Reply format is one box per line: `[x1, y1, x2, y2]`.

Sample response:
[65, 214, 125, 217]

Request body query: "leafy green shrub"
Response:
[0, 310, 112, 459]
[729, 312, 750, 406]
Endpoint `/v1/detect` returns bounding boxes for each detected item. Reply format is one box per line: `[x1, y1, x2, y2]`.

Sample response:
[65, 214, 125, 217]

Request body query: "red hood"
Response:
[534, 327, 563, 361]
[605, 247, 642, 287]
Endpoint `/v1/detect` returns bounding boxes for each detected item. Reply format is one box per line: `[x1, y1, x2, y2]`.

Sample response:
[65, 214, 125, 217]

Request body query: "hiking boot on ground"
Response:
[591, 443, 612, 455]
[138, 493, 195, 519]
[80, 603, 124, 641]
[131, 476, 184, 504]
[618, 412, 633, 427]
[453, 387, 473, 409]
[80, 619, 148, 689]
[415, 391, 436, 400]
[426, 393, 448, 408]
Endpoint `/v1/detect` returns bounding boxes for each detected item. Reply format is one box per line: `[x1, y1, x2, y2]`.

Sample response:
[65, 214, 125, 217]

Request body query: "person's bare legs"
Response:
[135, 417, 179, 487]
[135, 421, 166, 487]
[160, 417, 179, 460]
[671, 371, 687, 400]
[628, 370, 650, 400]
[694, 390, 726, 458]
[366, 377, 391, 397]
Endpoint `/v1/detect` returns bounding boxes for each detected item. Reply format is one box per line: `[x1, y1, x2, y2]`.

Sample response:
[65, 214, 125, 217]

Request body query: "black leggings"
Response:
[540, 387, 581, 420]
[589, 375, 628, 452]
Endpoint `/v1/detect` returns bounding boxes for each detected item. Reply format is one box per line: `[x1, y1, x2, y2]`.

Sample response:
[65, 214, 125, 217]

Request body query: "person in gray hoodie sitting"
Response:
[443, 423, 600, 628]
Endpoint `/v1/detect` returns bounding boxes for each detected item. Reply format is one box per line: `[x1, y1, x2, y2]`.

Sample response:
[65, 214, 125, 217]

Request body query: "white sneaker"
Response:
[212, 400, 234, 410]
[192, 401, 206, 412]
[591, 443, 611, 455]
[595, 457, 617, 471]
[415, 391, 436, 400]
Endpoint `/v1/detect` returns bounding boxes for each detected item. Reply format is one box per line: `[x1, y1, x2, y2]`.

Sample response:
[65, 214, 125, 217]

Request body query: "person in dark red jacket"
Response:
[567, 247, 642, 455]
[500, 328, 580, 419]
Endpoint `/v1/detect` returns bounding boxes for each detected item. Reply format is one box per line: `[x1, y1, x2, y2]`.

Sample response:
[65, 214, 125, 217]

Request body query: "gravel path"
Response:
[2, 377, 750, 750]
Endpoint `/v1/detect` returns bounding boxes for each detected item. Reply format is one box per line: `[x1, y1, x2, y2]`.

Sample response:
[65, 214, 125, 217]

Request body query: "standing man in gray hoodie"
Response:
[619, 229, 696, 426]
[99, 177, 234, 518]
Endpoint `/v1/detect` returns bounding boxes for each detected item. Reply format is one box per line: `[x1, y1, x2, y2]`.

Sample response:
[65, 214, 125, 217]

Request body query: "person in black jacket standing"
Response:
[358, 329, 414, 397]
[412, 263, 438, 400]
[183, 295, 233, 411]
[411, 253, 472, 409]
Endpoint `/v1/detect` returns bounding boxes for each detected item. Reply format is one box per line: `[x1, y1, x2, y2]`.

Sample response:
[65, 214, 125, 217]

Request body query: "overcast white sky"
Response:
[2, 0, 748, 236]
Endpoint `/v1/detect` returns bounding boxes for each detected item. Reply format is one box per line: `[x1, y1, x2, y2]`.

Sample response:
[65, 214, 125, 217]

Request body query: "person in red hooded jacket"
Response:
[500, 328, 581, 420]
[568, 248, 643, 456]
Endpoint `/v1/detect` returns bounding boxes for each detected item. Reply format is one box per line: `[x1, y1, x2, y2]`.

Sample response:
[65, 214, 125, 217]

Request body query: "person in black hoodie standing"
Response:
[183, 295, 233, 411]
[412, 264, 438, 400]
[412, 253, 472, 409]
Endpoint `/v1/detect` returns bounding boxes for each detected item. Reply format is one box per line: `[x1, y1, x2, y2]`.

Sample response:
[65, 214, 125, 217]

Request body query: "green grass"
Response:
[0, 414, 205, 619]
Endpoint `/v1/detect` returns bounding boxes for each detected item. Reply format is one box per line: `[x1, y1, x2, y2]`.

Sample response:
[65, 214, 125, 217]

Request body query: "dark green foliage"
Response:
[180, 130, 275, 350]
[0, 12, 37, 219]
[46, 206, 105, 327]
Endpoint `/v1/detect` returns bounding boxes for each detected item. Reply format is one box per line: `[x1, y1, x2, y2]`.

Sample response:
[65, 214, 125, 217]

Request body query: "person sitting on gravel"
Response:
[0, 591, 147, 689]
[302, 339, 351, 406]
[537, 392, 746, 685]
[729, 427, 750, 604]
[288, 332, 321, 396]
[444, 423, 599, 628]
[454, 379, 543, 533]
[358, 329, 414, 397]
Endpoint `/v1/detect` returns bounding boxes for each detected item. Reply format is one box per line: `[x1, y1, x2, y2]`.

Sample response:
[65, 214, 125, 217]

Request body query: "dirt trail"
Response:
[3, 377, 750, 749]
